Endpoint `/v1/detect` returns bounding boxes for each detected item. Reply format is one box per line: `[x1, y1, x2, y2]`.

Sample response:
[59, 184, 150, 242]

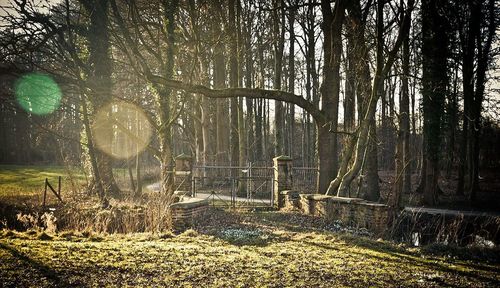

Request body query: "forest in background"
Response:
[0, 0, 499, 209]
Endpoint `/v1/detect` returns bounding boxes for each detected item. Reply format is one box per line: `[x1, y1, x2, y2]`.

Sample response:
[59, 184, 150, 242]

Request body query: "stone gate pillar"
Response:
[174, 153, 193, 194]
[273, 155, 293, 208]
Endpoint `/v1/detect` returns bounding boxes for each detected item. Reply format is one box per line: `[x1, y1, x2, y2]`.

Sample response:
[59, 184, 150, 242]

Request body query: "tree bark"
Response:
[229, 0, 239, 166]
[457, 1, 479, 196]
[244, 2, 254, 162]
[85, 0, 119, 198]
[344, 34, 355, 132]
[391, 0, 412, 208]
[470, 0, 496, 201]
[317, 0, 345, 193]
[362, 0, 384, 202]
[328, 0, 413, 196]
[81, 94, 105, 199]
[288, 7, 297, 159]
[157, 0, 178, 195]
[273, 0, 285, 156]
[419, 0, 448, 206]
[214, 3, 230, 165]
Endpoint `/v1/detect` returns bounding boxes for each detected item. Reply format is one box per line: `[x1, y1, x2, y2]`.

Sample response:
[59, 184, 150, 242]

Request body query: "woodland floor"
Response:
[1, 165, 500, 287]
[1, 209, 500, 288]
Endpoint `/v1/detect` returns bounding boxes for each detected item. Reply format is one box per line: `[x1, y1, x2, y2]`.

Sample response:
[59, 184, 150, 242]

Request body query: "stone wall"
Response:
[273, 156, 293, 208]
[280, 191, 390, 235]
[280, 190, 300, 210]
[170, 198, 209, 232]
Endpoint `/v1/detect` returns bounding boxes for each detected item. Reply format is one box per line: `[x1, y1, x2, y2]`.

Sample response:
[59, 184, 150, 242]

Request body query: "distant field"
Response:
[0, 165, 145, 204]
[1, 210, 499, 287]
[0, 165, 87, 203]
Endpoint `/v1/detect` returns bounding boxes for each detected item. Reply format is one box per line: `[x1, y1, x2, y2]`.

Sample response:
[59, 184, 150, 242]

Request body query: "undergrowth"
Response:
[1, 212, 499, 287]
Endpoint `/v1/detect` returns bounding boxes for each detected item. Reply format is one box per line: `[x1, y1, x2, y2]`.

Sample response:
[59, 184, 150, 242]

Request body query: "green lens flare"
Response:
[15, 73, 62, 115]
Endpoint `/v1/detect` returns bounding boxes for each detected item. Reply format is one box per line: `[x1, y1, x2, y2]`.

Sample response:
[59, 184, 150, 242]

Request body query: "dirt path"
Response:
[146, 183, 272, 205]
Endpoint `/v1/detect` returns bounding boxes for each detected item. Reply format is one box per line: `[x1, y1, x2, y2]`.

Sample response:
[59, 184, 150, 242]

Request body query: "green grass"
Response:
[1, 210, 499, 287]
[0, 165, 86, 204]
[0, 165, 147, 202]
[1, 166, 498, 287]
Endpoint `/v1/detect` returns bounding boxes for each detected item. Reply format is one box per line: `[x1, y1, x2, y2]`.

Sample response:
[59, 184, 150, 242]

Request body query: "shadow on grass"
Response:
[348, 240, 499, 285]
[0, 242, 73, 287]
[298, 226, 500, 285]
[193, 208, 294, 247]
[195, 208, 500, 285]
[193, 207, 352, 247]
[250, 210, 335, 232]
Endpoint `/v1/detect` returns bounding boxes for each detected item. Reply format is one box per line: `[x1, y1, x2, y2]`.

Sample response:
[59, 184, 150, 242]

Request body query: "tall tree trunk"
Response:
[157, 85, 174, 195]
[302, 1, 317, 166]
[344, 35, 355, 132]
[85, 0, 119, 198]
[214, 7, 229, 165]
[202, 96, 211, 165]
[157, 0, 178, 195]
[402, 10, 412, 197]
[229, 0, 239, 166]
[201, 56, 211, 166]
[310, 8, 320, 168]
[364, 120, 380, 201]
[255, 99, 263, 160]
[457, 0, 480, 196]
[391, 0, 412, 208]
[328, 0, 413, 196]
[362, 0, 384, 202]
[288, 7, 296, 159]
[255, 9, 265, 159]
[446, 58, 458, 179]
[419, 0, 448, 205]
[317, 0, 345, 193]
[273, 0, 285, 156]
[410, 21, 418, 175]
[135, 152, 142, 196]
[380, 64, 388, 169]
[81, 94, 105, 199]
[244, 2, 254, 162]
[470, 0, 496, 201]
[194, 97, 204, 163]
[235, 0, 246, 170]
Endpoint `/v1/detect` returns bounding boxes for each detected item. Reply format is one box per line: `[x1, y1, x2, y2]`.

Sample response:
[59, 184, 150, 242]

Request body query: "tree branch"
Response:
[149, 75, 327, 124]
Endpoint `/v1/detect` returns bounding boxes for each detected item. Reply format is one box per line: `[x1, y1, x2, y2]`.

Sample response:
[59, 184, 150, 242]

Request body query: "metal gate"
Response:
[192, 163, 274, 208]
[292, 167, 318, 193]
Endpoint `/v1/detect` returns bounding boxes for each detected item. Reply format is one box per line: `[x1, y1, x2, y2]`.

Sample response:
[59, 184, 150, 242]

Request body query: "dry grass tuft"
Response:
[180, 229, 198, 237]
[37, 231, 53, 240]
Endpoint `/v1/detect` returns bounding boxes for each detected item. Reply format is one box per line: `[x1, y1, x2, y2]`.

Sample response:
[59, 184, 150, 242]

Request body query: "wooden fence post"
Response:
[43, 178, 48, 208]
[42, 177, 64, 207]
[58, 176, 61, 197]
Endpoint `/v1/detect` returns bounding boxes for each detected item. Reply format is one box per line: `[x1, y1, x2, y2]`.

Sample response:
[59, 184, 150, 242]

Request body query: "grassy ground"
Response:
[1, 166, 499, 287]
[1, 210, 499, 288]
[0, 165, 86, 203]
[0, 165, 139, 205]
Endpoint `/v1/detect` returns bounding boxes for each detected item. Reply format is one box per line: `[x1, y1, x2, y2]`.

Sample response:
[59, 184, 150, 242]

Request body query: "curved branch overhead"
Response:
[151, 76, 327, 124]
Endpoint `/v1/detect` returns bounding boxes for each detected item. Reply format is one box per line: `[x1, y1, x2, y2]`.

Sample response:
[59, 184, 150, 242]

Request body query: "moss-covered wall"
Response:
[170, 198, 208, 232]
[280, 191, 390, 235]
